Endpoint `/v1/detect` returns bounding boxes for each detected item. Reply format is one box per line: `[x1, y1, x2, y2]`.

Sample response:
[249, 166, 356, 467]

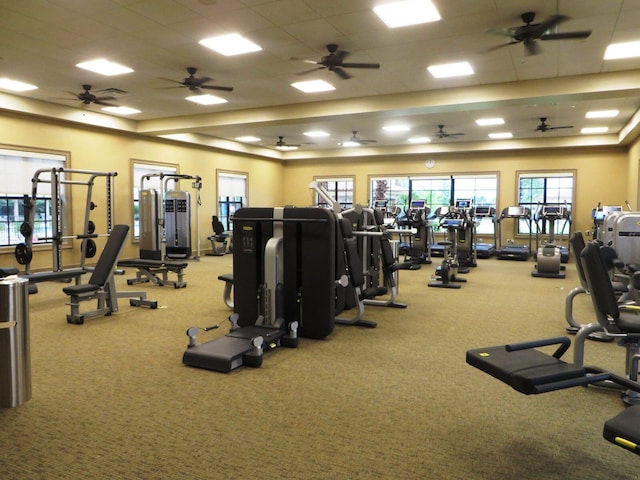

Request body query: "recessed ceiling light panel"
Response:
[235, 136, 261, 142]
[304, 131, 330, 137]
[0, 78, 38, 91]
[408, 136, 431, 143]
[185, 94, 227, 105]
[585, 110, 619, 119]
[339, 141, 360, 147]
[373, 0, 441, 28]
[101, 106, 140, 115]
[604, 41, 640, 60]
[76, 59, 133, 76]
[199, 34, 262, 56]
[291, 80, 335, 93]
[427, 61, 474, 78]
[383, 125, 410, 132]
[488, 132, 512, 139]
[581, 127, 609, 134]
[476, 118, 504, 126]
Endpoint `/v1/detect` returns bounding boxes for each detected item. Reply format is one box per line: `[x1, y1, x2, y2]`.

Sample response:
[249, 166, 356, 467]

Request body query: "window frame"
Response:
[0, 145, 68, 249]
[313, 176, 354, 209]
[217, 170, 248, 231]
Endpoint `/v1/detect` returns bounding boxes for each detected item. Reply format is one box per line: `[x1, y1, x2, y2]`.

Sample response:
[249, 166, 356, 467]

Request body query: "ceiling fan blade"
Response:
[341, 62, 381, 69]
[333, 67, 352, 80]
[158, 77, 184, 86]
[541, 30, 592, 40]
[200, 85, 234, 92]
[93, 99, 117, 106]
[297, 66, 326, 76]
[481, 41, 520, 53]
[531, 14, 569, 36]
[549, 125, 573, 130]
[94, 95, 116, 102]
[192, 76, 212, 87]
[524, 38, 540, 56]
[334, 50, 350, 62]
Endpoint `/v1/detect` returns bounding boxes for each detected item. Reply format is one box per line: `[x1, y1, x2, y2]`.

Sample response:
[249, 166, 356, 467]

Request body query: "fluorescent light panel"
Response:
[291, 80, 335, 93]
[235, 136, 261, 142]
[340, 141, 360, 147]
[408, 136, 431, 143]
[427, 61, 474, 78]
[476, 117, 504, 126]
[199, 34, 262, 56]
[581, 127, 608, 134]
[185, 94, 227, 105]
[373, 0, 441, 28]
[304, 131, 330, 137]
[383, 125, 410, 132]
[0, 78, 38, 91]
[604, 41, 640, 60]
[76, 59, 133, 76]
[586, 110, 619, 118]
[488, 132, 512, 139]
[276, 145, 298, 151]
[101, 106, 140, 115]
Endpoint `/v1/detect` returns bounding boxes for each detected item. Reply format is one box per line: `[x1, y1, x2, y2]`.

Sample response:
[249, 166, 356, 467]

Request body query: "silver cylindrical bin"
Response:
[0, 276, 30, 408]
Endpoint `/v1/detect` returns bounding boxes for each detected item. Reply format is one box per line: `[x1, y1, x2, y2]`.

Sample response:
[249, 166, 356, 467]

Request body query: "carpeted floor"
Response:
[0, 251, 636, 479]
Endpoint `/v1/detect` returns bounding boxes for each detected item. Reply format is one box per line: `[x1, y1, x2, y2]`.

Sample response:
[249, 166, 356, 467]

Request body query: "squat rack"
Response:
[21, 168, 117, 274]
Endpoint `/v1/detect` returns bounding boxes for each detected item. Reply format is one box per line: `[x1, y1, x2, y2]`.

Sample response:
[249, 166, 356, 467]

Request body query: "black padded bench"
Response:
[118, 258, 188, 288]
[603, 405, 640, 455]
[465, 337, 604, 395]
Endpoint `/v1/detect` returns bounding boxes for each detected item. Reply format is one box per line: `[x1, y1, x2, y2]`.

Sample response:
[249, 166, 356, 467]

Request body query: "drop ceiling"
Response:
[2, 0, 640, 160]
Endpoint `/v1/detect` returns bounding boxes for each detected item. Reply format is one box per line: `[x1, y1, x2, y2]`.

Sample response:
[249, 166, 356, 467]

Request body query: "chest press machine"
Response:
[466, 240, 640, 456]
[183, 207, 336, 373]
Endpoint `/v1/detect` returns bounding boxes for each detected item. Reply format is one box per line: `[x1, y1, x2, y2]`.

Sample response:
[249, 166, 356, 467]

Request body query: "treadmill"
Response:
[470, 206, 497, 258]
[496, 206, 532, 260]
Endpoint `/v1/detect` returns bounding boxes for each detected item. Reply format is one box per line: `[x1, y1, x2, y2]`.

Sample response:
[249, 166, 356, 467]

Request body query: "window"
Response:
[0, 147, 66, 247]
[370, 177, 410, 211]
[314, 177, 354, 209]
[518, 172, 574, 235]
[131, 161, 178, 238]
[217, 171, 247, 231]
[370, 174, 497, 233]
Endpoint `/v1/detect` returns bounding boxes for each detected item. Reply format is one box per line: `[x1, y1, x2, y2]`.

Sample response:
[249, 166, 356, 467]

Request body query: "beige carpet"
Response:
[0, 253, 636, 479]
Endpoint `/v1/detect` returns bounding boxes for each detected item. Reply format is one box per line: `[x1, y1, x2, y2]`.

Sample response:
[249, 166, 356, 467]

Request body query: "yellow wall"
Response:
[1, 109, 636, 271]
[283, 147, 628, 240]
[0, 113, 284, 270]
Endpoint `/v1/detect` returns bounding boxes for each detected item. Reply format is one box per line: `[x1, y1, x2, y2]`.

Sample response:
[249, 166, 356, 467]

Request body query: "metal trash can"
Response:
[0, 276, 30, 408]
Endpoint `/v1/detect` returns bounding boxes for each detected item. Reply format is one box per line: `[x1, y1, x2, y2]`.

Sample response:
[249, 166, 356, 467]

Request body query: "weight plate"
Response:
[19, 221, 32, 238]
[84, 238, 97, 258]
[87, 220, 96, 234]
[14, 243, 32, 265]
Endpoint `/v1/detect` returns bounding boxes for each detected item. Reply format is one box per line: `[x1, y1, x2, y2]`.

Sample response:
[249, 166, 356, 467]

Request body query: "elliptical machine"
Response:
[428, 206, 468, 289]
[531, 203, 571, 279]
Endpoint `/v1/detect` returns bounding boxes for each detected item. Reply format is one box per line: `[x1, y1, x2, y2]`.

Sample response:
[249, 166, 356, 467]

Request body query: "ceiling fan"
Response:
[338, 131, 376, 146]
[485, 11, 592, 56]
[275, 136, 301, 149]
[435, 125, 464, 139]
[536, 117, 573, 132]
[160, 67, 234, 92]
[293, 44, 380, 80]
[57, 85, 117, 106]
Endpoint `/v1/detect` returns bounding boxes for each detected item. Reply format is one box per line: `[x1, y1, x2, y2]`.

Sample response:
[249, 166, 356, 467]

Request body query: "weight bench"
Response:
[217, 273, 233, 309]
[118, 258, 188, 288]
[63, 225, 157, 324]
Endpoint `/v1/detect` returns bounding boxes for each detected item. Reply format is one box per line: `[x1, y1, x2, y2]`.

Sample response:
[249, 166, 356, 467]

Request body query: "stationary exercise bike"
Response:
[428, 207, 468, 289]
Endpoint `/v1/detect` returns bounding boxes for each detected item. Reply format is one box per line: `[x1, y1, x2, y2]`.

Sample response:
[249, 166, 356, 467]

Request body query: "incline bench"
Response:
[63, 225, 157, 324]
[118, 258, 188, 288]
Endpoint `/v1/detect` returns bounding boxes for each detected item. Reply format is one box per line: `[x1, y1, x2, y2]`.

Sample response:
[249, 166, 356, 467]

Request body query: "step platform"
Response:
[183, 325, 287, 373]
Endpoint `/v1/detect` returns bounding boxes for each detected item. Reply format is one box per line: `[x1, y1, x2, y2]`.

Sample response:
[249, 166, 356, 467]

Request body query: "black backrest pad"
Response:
[88, 224, 129, 286]
[581, 241, 620, 324]
[569, 231, 588, 290]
